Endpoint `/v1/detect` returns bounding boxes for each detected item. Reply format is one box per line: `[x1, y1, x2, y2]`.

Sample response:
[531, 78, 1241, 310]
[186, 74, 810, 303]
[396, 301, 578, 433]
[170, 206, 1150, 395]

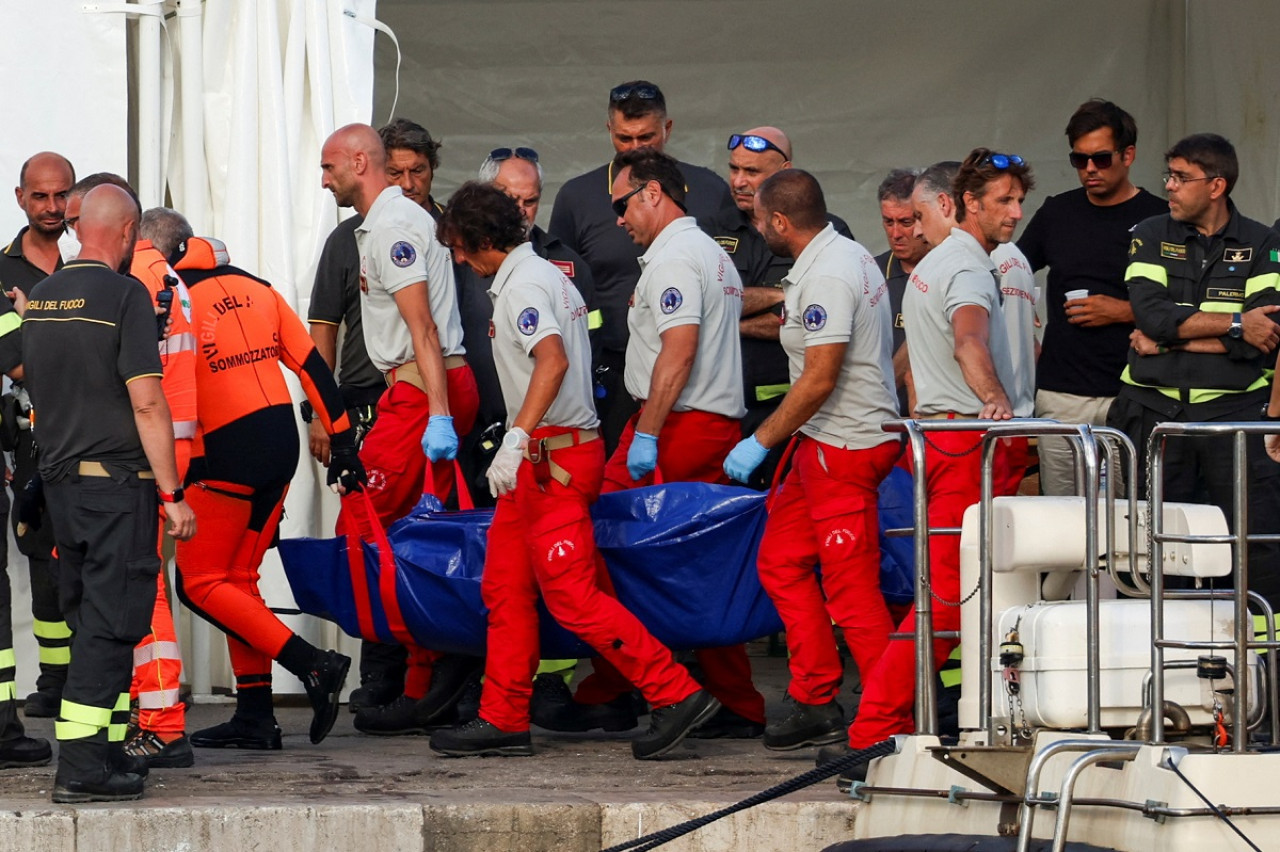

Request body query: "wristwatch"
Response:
[502, 430, 525, 451]
[1262, 404, 1280, 422]
[1228, 312, 1244, 339]
[158, 486, 186, 504]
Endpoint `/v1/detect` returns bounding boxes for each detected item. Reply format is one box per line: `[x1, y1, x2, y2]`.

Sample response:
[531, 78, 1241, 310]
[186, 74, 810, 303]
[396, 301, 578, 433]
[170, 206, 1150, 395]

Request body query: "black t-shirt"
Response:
[0, 227, 61, 298]
[549, 159, 735, 352]
[455, 226, 596, 428]
[875, 250, 910, 414]
[1018, 187, 1169, 397]
[307, 215, 384, 393]
[22, 260, 162, 482]
[697, 206, 852, 404]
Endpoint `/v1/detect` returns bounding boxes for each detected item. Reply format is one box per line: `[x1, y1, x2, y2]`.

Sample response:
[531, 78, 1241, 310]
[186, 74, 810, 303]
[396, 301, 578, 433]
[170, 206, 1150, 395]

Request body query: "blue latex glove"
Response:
[422, 414, 458, 462]
[724, 435, 769, 483]
[626, 431, 659, 481]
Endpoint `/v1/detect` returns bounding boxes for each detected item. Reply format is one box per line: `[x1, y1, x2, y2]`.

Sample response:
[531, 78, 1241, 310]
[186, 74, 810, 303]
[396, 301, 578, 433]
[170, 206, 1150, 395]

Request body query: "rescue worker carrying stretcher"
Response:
[172, 236, 365, 750]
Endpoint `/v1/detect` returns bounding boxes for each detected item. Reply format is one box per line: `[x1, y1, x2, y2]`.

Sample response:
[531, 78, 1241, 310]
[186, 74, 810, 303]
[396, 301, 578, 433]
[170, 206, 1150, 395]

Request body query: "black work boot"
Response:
[53, 740, 144, 804]
[300, 650, 351, 745]
[763, 695, 845, 751]
[816, 742, 867, 793]
[353, 694, 434, 736]
[190, 715, 283, 750]
[0, 735, 52, 768]
[419, 654, 484, 722]
[530, 673, 590, 731]
[429, 718, 533, 757]
[631, 689, 720, 760]
[22, 689, 60, 719]
[687, 707, 766, 739]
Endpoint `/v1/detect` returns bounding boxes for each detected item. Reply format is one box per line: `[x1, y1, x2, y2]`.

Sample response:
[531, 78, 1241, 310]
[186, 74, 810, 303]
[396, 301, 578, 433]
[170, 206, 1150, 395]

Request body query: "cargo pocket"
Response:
[121, 555, 162, 641]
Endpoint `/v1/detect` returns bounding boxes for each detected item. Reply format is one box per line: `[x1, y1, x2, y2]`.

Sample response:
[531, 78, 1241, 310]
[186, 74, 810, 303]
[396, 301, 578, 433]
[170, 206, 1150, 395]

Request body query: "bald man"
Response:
[23, 184, 195, 802]
[699, 128, 854, 490]
[319, 124, 480, 733]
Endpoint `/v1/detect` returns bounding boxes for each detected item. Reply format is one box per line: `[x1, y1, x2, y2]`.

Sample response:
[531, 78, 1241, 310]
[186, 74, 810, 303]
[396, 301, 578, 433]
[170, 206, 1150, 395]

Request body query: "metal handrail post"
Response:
[1233, 429, 1250, 752]
[1149, 433, 1167, 744]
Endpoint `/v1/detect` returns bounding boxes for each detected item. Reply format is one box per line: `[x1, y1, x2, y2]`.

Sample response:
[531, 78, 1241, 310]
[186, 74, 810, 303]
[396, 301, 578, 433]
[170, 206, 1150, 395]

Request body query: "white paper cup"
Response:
[1065, 288, 1089, 301]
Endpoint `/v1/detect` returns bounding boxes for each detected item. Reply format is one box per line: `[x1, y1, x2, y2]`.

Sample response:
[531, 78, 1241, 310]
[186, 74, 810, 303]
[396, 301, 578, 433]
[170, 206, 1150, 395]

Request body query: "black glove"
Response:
[13, 473, 44, 534]
[328, 442, 366, 493]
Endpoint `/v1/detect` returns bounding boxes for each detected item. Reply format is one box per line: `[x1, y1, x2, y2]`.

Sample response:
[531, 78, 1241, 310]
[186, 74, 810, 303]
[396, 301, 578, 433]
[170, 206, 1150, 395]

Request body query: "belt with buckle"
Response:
[384, 356, 468, 391]
[78, 461, 155, 480]
[523, 429, 600, 487]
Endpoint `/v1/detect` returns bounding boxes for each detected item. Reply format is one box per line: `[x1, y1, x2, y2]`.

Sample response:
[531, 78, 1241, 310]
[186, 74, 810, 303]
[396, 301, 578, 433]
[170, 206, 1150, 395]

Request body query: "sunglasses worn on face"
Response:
[727, 134, 788, 159]
[610, 83, 660, 103]
[1069, 150, 1120, 170]
[489, 147, 539, 164]
[981, 153, 1025, 170]
[612, 183, 647, 218]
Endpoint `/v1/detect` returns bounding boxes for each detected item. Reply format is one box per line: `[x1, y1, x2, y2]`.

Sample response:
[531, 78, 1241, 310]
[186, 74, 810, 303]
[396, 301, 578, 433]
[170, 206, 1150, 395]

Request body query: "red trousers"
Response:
[131, 439, 190, 733]
[337, 365, 479, 698]
[175, 481, 291, 682]
[847, 430, 1026, 747]
[576, 409, 767, 724]
[480, 429, 701, 732]
[757, 437, 901, 704]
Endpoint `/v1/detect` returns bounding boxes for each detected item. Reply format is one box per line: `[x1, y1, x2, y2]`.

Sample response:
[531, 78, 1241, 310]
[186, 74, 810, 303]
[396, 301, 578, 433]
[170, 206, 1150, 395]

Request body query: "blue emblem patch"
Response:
[660, 287, 683, 314]
[390, 241, 417, 268]
[802, 304, 827, 331]
[517, 307, 539, 336]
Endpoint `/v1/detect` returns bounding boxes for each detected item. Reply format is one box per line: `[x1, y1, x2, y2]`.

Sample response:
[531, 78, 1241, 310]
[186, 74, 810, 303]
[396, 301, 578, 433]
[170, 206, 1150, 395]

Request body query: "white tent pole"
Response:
[177, 0, 209, 233]
[136, 1, 163, 207]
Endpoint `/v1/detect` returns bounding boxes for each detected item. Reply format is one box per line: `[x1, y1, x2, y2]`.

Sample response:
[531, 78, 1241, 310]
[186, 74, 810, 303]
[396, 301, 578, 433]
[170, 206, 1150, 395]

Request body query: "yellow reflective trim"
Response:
[1245, 272, 1280, 298]
[587, 309, 603, 331]
[0, 311, 20, 337]
[535, 659, 577, 677]
[1200, 302, 1244, 314]
[939, 668, 963, 688]
[39, 646, 71, 666]
[56, 720, 99, 741]
[60, 699, 112, 727]
[107, 723, 127, 743]
[947, 645, 962, 662]
[0, 648, 15, 669]
[113, 692, 131, 713]
[1120, 366, 1267, 403]
[0, 682, 15, 701]
[32, 619, 72, 640]
[1125, 261, 1169, 287]
[754, 383, 791, 402]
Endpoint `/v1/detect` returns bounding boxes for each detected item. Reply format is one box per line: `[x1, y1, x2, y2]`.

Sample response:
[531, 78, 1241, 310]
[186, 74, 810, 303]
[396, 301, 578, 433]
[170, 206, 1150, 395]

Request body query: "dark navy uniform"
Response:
[0, 228, 69, 715]
[875, 250, 910, 415]
[22, 259, 164, 788]
[697, 207, 852, 487]
[550, 160, 734, 452]
[454, 226, 595, 506]
[1108, 203, 1280, 605]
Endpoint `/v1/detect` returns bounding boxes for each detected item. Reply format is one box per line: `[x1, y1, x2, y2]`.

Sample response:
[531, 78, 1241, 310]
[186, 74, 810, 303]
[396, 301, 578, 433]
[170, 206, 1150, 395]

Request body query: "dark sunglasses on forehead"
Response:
[1069, 150, 1120, 170]
[611, 182, 647, 218]
[489, 147, 539, 164]
[980, 153, 1025, 170]
[727, 134, 789, 159]
[610, 83, 661, 102]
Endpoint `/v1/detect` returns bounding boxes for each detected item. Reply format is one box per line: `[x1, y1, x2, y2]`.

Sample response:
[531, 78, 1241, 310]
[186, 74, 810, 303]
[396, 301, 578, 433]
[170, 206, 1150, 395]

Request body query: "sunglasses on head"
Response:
[610, 83, 661, 103]
[611, 182, 647, 218]
[489, 147, 539, 164]
[980, 153, 1025, 170]
[727, 134, 788, 159]
[1069, 150, 1120, 170]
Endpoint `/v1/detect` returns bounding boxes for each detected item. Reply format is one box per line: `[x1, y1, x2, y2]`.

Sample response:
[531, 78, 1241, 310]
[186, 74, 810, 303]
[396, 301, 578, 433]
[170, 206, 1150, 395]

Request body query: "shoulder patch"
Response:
[1160, 242, 1187, 260]
[803, 304, 828, 331]
[713, 235, 739, 254]
[660, 287, 683, 314]
[1129, 237, 1142, 257]
[390, 241, 417, 268]
[550, 259, 575, 278]
[517, 307, 539, 336]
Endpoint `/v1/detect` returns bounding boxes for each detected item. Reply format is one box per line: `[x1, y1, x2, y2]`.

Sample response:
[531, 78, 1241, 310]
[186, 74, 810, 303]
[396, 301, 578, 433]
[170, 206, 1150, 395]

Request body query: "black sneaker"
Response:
[0, 735, 52, 768]
[631, 689, 721, 760]
[301, 649, 351, 744]
[429, 718, 533, 757]
[353, 694, 433, 736]
[764, 695, 845, 751]
[53, 770, 145, 804]
[122, 730, 195, 769]
[22, 690, 60, 718]
[816, 742, 866, 793]
[687, 707, 766, 739]
[190, 715, 283, 750]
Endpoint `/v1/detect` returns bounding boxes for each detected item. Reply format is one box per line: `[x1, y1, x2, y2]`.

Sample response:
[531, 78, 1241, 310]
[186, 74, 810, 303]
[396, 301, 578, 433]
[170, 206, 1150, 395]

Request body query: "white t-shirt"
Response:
[904, 226, 1017, 416]
[779, 225, 899, 449]
[490, 243, 598, 431]
[623, 217, 746, 419]
[354, 186, 465, 372]
[991, 242, 1037, 418]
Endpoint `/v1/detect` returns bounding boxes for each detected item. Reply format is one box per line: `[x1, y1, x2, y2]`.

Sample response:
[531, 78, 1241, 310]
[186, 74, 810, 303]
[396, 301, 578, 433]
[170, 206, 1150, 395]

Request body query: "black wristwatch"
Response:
[1228, 312, 1244, 339]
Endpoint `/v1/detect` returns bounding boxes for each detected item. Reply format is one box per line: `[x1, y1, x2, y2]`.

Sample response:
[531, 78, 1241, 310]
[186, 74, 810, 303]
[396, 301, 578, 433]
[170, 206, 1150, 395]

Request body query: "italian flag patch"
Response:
[1272, 249, 1280, 262]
